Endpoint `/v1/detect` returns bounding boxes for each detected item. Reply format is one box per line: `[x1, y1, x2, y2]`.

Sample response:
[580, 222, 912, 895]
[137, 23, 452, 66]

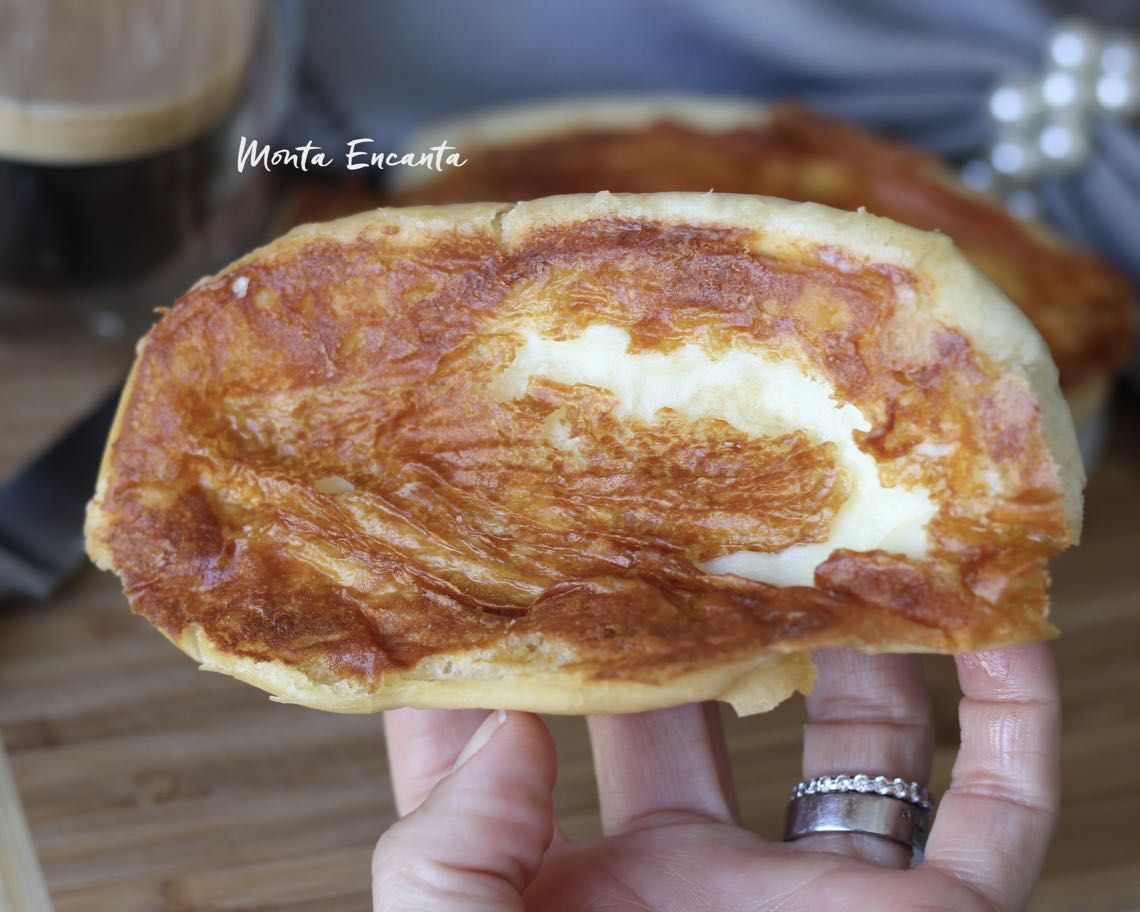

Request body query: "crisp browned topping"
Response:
[91, 214, 1070, 686]
[396, 106, 1134, 387]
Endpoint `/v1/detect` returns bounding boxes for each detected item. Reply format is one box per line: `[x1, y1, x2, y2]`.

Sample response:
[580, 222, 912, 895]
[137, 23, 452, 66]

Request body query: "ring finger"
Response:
[790, 648, 934, 868]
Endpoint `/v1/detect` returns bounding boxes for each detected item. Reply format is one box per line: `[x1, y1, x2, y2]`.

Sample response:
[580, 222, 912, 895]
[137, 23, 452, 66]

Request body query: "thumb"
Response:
[373, 710, 557, 912]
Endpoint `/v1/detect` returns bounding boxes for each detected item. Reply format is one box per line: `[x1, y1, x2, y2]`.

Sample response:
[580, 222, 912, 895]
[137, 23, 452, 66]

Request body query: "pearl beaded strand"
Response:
[962, 19, 1140, 218]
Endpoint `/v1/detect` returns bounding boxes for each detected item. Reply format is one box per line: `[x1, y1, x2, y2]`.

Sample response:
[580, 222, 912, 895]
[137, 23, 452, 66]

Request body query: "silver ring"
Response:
[784, 774, 933, 856]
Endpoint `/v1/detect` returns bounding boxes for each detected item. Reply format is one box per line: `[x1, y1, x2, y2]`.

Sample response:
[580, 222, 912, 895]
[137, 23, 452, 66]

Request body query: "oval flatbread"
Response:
[86, 192, 1082, 715]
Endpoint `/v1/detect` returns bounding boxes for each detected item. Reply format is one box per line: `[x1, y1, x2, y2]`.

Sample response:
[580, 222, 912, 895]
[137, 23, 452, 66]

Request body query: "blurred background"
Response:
[1, 1, 1137, 909]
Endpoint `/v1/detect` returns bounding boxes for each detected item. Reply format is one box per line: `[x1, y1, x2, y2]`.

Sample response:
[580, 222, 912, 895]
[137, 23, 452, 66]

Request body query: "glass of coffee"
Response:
[0, 0, 297, 339]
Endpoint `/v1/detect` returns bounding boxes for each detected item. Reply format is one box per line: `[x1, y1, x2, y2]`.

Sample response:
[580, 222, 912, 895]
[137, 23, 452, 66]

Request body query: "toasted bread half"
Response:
[86, 192, 1082, 715]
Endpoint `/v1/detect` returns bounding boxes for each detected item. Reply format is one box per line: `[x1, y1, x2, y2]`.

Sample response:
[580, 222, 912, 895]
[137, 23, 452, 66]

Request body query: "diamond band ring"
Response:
[791, 774, 932, 810]
[784, 774, 933, 856]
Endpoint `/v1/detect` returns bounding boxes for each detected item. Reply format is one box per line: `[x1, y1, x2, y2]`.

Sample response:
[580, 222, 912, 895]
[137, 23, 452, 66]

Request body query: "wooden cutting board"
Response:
[0, 733, 52, 911]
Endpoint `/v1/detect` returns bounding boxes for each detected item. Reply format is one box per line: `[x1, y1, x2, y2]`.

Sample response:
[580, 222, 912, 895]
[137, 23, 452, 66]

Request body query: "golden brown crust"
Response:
[86, 193, 1081, 715]
[175, 619, 818, 716]
[398, 99, 1135, 391]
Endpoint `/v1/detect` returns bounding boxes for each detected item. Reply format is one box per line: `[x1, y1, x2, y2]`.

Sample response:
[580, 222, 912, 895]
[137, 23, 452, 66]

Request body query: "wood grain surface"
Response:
[0, 322, 1137, 911]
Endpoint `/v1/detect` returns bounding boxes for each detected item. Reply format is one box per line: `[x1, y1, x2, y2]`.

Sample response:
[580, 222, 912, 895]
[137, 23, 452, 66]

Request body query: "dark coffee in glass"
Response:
[0, 131, 218, 289]
[0, 0, 289, 338]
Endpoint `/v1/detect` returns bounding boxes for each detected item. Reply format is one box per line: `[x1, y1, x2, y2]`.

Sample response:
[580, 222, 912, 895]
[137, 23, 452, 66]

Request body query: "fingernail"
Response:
[452, 709, 508, 770]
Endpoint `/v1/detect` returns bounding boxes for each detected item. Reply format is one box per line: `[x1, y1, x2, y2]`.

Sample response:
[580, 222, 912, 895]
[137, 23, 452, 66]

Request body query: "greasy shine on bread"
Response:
[396, 97, 1135, 418]
[86, 193, 1083, 715]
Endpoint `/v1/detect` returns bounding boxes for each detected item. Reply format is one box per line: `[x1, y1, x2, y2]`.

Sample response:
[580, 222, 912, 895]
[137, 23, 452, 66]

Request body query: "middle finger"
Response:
[587, 702, 738, 835]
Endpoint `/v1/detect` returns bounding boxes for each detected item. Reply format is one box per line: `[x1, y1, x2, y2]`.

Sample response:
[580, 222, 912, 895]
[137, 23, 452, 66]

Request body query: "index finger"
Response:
[383, 708, 489, 815]
[924, 643, 1061, 910]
